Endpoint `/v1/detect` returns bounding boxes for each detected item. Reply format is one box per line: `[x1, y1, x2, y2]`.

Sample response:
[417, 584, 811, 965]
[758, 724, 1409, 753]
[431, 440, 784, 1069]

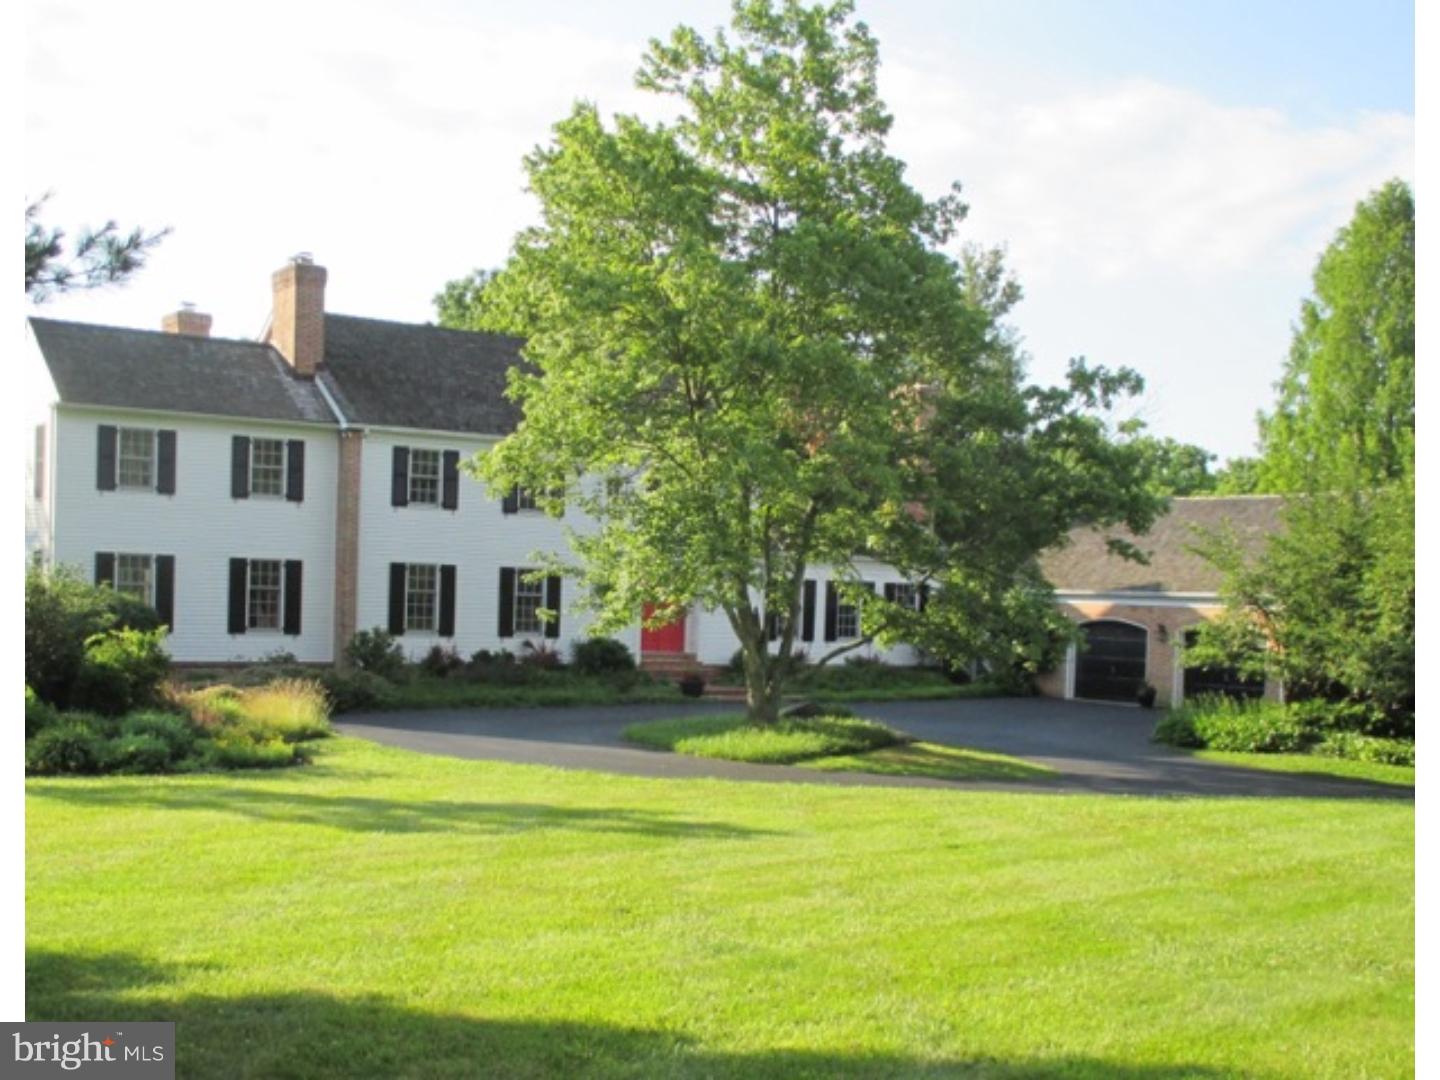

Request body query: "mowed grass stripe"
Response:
[28, 738, 1412, 1079]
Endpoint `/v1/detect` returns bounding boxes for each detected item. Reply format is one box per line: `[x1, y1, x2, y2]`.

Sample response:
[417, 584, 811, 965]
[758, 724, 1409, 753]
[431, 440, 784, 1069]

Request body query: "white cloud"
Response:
[24, 1, 1414, 461]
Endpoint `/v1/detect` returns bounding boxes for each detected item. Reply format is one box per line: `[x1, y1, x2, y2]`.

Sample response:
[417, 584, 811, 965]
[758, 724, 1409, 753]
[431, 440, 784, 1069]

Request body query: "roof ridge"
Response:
[323, 311, 526, 344]
[27, 315, 277, 351]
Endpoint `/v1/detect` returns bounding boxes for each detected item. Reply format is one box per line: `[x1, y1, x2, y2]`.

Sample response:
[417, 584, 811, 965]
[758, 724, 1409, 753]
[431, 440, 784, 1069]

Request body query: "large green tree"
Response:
[1256, 179, 1414, 492]
[464, 0, 1160, 721]
[25, 194, 169, 302]
[1192, 180, 1414, 727]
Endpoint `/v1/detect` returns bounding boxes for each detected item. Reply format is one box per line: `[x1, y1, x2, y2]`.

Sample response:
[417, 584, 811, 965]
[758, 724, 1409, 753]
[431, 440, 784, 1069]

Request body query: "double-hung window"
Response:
[835, 598, 860, 640]
[247, 559, 283, 630]
[409, 449, 441, 505]
[890, 583, 919, 611]
[115, 554, 155, 605]
[250, 438, 286, 496]
[405, 564, 439, 632]
[514, 486, 538, 511]
[513, 573, 545, 635]
[117, 428, 156, 489]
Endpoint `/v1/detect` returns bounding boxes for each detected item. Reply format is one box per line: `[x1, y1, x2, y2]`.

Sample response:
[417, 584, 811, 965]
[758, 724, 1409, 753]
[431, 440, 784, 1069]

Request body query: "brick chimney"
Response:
[161, 303, 212, 337]
[269, 253, 327, 377]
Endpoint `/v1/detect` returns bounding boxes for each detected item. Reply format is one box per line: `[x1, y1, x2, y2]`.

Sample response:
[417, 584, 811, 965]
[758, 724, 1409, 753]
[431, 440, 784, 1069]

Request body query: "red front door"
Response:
[641, 604, 686, 653]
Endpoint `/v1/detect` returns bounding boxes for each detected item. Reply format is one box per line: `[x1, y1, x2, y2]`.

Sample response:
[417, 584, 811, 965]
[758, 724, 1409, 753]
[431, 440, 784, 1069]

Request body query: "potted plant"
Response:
[1136, 683, 1158, 709]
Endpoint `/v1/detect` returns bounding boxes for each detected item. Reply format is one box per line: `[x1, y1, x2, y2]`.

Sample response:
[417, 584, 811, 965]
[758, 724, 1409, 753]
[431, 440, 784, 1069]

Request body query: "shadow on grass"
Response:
[27, 784, 782, 840]
[803, 743, 1058, 783]
[29, 949, 1243, 1079]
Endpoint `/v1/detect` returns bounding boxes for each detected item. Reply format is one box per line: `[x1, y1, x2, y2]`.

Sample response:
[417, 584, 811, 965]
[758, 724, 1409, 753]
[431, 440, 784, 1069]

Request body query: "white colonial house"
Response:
[25, 255, 926, 675]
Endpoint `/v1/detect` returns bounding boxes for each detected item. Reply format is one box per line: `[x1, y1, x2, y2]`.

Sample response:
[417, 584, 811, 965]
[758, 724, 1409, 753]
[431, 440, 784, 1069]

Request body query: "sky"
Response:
[22, 0, 1416, 463]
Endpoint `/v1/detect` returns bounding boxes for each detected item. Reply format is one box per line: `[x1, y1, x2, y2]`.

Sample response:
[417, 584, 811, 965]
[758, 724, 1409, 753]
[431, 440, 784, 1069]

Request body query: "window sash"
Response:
[117, 428, 155, 489]
[409, 449, 441, 504]
[115, 554, 154, 604]
[406, 564, 439, 631]
[835, 603, 859, 640]
[251, 438, 286, 496]
[891, 584, 918, 611]
[248, 559, 282, 630]
[514, 486, 538, 511]
[513, 575, 544, 635]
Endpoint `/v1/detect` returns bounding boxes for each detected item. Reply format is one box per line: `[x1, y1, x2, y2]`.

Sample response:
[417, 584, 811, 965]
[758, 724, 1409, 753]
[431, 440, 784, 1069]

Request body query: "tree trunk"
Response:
[741, 640, 784, 725]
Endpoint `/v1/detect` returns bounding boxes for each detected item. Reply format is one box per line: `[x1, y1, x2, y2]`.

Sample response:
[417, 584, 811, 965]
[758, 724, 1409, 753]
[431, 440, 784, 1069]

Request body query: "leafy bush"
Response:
[104, 733, 177, 774]
[120, 710, 198, 759]
[25, 685, 60, 739]
[519, 640, 564, 669]
[1152, 710, 1202, 748]
[678, 673, 706, 698]
[319, 669, 393, 714]
[202, 729, 305, 769]
[1313, 732, 1415, 766]
[26, 721, 110, 775]
[1182, 697, 1311, 753]
[235, 679, 331, 741]
[345, 628, 406, 680]
[70, 628, 170, 715]
[25, 566, 164, 708]
[571, 637, 636, 676]
[419, 645, 465, 679]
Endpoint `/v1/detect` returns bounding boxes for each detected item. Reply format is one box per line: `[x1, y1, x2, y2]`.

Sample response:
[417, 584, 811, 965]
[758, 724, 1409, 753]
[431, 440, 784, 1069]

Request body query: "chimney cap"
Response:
[291, 252, 314, 265]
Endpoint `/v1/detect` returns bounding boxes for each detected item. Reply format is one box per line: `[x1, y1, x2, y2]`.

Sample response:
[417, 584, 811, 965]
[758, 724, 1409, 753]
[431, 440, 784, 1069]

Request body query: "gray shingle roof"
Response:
[1040, 496, 1286, 594]
[30, 317, 337, 425]
[319, 315, 525, 435]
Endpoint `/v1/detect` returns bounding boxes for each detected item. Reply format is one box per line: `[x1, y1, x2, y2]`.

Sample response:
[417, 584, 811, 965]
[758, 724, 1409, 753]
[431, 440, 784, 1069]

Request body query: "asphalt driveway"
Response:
[336, 696, 1412, 799]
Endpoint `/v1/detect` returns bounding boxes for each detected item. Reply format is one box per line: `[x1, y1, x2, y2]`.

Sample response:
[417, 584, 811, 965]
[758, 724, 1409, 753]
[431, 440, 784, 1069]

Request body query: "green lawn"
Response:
[623, 713, 1053, 782]
[1192, 749, 1415, 788]
[27, 738, 1412, 1078]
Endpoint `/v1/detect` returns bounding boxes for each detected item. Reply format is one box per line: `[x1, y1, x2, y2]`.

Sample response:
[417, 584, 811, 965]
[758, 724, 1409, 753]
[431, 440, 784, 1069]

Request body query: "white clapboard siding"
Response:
[50, 407, 339, 663]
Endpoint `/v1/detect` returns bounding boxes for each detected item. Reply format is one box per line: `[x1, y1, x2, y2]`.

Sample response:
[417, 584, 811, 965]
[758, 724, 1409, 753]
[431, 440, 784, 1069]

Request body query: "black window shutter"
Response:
[502, 485, 518, 515]
[155, 555, 175, 629]
[286, 440, 305, 502]
[283, 560, 302, 635]
[388, 563, 407, 635]
[918, 584, 930, 612]
[766, 609, 780, 642]
[545, 575, 562, 639]
[391, 447, 410, 507]
[442, 451, 460, 510]
[231, 436, 251, 499]
[156, 430, 177, 494]
[884, 583, 898, 604]
[498, 567, 516, 637]
[802, 580, 816, 642]
[228, 559, 248, 634]
[97, 425, 117, 491]
[439, 565, 457, 637]
[94, 552, 115, 588]
[824, 582, 838, 642]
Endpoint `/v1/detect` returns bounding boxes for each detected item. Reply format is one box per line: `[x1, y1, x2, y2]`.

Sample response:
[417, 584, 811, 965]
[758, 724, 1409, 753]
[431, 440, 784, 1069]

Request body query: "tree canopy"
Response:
[1191, 179, 1414, 729]
[25, 194, 169, 302]
[458, 0, 1161, 721]
[1256, 179, 1414, 492]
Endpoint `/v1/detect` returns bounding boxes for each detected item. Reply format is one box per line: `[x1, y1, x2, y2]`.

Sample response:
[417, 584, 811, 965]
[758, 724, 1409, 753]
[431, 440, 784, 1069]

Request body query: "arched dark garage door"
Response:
[1075, 620, 1148, 702]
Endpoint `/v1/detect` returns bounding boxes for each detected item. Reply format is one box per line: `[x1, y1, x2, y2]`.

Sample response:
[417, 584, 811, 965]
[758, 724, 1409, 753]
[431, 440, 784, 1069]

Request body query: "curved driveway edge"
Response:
[336, 697, 1413, 800]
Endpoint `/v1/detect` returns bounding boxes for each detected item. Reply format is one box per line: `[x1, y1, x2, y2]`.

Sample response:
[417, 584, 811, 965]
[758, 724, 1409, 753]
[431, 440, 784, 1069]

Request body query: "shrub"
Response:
[319, 669, 392, 714]
[345, 628, 406, 679]
[104, 733, 177, 774]
[1152, 710, 1202, 748]
[571, 637, 636, 676]
[25, 685, 60, 739]
[120, 710, 198, 759]
[1158, 696, 1312, 754]
[25, 566, 164, 708]
[519, 640, 564, 669]
[170, 684, 247, 729]
[70, 628, 170, 716]
[678, 673, 706, 698]
[726, 648, 746, 675]
[26, 721, 110, 775]
[1313, 732, 1415, 766]
[202, 730, 303, 769]
[239, 679, 332, 741]
[419, 644, 465, 679]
